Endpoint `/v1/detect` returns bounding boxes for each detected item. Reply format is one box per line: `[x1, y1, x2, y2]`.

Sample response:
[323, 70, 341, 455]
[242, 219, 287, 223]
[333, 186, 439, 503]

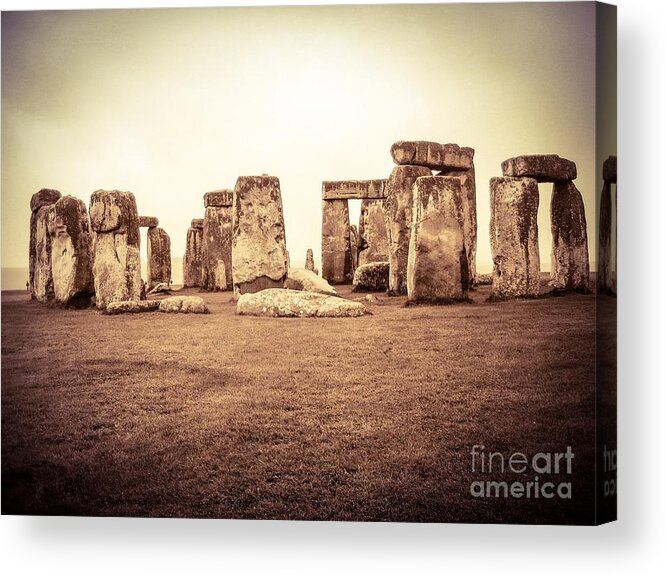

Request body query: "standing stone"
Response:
[50, 196, 94, 306]
[349, 224, 359, 274]
[489, 177, 541, 299]
[29, 188, 61, 299]
[33, 204, 57, 302]
[407, 176, 468, 302]
[550, 181, 590, 292]
[305, 248, 315, 272]
[321, 199, 352, 284]
[202, 190, 233, 291]
[358, 199, 389, 266]
[384, 164, 431, 294]
[183, 219, 204, 288]
[214, 260, 227, 290]
[232, 175, 288, 294]
[89, 190, 142, 309]
[147, 227, 171, 289]
[598, 180, 613, 294]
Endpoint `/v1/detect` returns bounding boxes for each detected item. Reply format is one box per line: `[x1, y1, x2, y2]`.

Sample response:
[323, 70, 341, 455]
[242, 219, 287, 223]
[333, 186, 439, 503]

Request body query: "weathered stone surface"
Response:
[390, 141, 474, 171]
[489, 177, 540, 298]
[89, 190, 142, 309]
[305, 248, 315, 272]
[204, 190, 233, 208]
[321, 199, 352, 284]
[138, 216, 159, 228]
[321, 179, 387, 200]
[33, 204, 57, 302]
[287, 268, 338, 296]
[550, 181, 590, 292]
[358, 199, 388, 266]
[50, 196, 94, 307]
[232, 175, 288, 294]
[147, 282, 170, 295]
[475, 273, 492, 286]
[501, 155, 577, 182]
[202, 202, 232, 291]
[350, 224, 359, 273]
[104, 300, 160, 314]
[159, 295, 208, 314]
[29, 189, 61, 298]
[183, 225, 203, 288]
[147, 227, 171, 289]
[214, 260, 227, 291]
[603, 155, 617, 183]
[438, 166, 477, 284]
[407, 177, 469, 302]
[384, 165, 431, 294]
[352, 261, 389, 292]
[598, 180, 613, 294]
[237, 289, 367, 318]
[191, 218, 204, 229]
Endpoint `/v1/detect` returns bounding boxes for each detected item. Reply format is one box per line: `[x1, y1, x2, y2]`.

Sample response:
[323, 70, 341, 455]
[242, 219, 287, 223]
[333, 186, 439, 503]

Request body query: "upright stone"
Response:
[89, 190, 142, 309]
[349, 224, 359, 274]
[407, 176, 469, 302]
[603, 155, 617, 184]
[550, 181, 590, 292]
[358, 199, 389, 266]
[147, 227, 171, 289]
[33, 204, 57, 302]
[489, 177, 540, 299]
[321, 199, 352, 284]
[202, 190, 233, 291]
[50, 196, 94, 306]
[598, 180, 613, 294]
[305, 248, 315, 272]
[183, 222, 203, 288]
[390, 141, 473, 171]
[29, 188, 61, 299]
[232, 175, 288, 294]
[384, 164, 431, 294]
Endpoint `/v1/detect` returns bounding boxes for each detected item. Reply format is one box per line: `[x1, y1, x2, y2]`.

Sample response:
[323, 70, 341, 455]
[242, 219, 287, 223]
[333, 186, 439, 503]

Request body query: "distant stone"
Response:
[30, 188, 62, 213]
[358, 198, 388, 266]
[390, 141, 474, 171]
[489, 177, 540, 298]
[50, 196, 95, 307]
[501, 155, 577, 182]
[598, 180, 613, 294]
[183, 225, 203, 288]
[33, 204, 57, 302]
[191, 218, 204, 229]
[236, 289, 367, 318]
[159, 296, 208, 314]
[232, 175, 288, 294]
[104, 300, 160, 315]
[147, 227, 171, 290]
[138, 216, 159, 228]
[384, 164, 431, 294]
[147, 282, 171, 295]
[603, 155, 617, 183]
[321, 179, 387, 200]
[305, 248, 315, 272]
[29, 188, 61, 299]
[352, 261, 389, 292]
[204, 190, 233, 208]
[407, 176, 469, 302]
[350, 224, 359, 273]
[321, 199, 352, 284]
[89, 190, 142, 308]
[287, 268, 338, 296]
[202, 199, 232, 291]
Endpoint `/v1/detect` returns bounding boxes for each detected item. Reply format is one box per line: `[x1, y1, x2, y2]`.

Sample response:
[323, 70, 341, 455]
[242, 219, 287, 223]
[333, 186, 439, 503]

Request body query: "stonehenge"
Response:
[183, 218, 204, 287]
[29, 188, 61, 301]
[202, 190, 233, 291]
[598, 155, 617, 294]
[232, 175, 288, 295]
[147, 227, 172, 289]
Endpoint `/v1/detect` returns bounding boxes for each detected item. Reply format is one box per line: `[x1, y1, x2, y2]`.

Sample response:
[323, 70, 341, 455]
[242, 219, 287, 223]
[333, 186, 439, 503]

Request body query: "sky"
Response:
[1, 1, 612, 285]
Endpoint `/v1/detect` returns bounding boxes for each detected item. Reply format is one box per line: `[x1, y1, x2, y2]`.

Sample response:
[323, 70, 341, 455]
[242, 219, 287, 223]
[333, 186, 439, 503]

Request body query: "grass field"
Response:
[1, 278, 603, 524]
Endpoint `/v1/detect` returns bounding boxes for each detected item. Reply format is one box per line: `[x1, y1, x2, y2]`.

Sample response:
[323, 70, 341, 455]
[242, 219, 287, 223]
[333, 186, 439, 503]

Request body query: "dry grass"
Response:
[2, 278, 601, 524]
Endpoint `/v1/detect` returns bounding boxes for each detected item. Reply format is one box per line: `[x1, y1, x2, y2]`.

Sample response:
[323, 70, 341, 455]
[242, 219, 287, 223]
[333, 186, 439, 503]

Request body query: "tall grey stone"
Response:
[407, 176, 469, 302]
[305, 248, 315, 272]
[489, 177, 540, 299]
[232, 175, 288, 294]
[550, 181, 590, 292]
[384, 164, 431, 294]
[147, 227, 171, 289]
[358, 199, 388, 266]
[29, 188, 61, 299]
[89, 190, 142, 309]
[33, 204, 57, 302]
[50, 196, 94, 306]
[349, 224, 359, 274]
[321, 199, 352, 284]
[183, 223, 203, 288]
[202, 190, 233, 291]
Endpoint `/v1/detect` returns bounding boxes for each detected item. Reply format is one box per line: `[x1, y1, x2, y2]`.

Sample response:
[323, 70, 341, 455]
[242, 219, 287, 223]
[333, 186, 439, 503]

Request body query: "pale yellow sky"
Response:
[2, 2, 611, 281]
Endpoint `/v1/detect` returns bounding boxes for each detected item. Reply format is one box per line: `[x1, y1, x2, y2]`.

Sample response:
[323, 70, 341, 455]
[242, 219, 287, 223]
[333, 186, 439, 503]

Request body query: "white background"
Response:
[1, 1, 663, 573]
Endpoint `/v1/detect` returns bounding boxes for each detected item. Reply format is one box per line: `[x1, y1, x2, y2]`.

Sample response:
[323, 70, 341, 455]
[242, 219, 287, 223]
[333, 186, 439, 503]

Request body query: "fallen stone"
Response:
[603, 155, 617, 183]
[89, 190, 142, 308]
[501, 154, 577, 182]
[287, 268, 338, 296]
[407, 176, 469, 302]
[159, 295, 208, 314]
[147, 282, 171, 295]
[321, 199, 352, 284]
[321, 179, 387, 200]
[305, 248, 316, 272]
[147, 227, 171, 289]
[138, 216, 159, 228]
[384, 164, 431, 294]
[33, 204, 57, 302]
[232, 175, 288, 294]
[358, 198, 389, 266]
[489, 177, 540, 298]
[202, 201, 232, 291]
[204, 190, 233, 208]
[550, 181, 590, 292]
[352, 261, 389, 292]
[237, 289, 367, 318]
[50, 195, 95, 307]
[183, 225, 203, 288]
[104, 300, 161, 314]
[390, 141, 474, 171]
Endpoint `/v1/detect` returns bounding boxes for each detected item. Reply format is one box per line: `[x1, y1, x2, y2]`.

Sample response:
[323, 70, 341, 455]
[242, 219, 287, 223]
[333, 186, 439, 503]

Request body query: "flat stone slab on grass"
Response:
[501, 154, 577, 182]
[390, 141, 474, 171]
[237, 289, 367, 318]
[104, 300, 161, 314]
[159, 296, 208, 314]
